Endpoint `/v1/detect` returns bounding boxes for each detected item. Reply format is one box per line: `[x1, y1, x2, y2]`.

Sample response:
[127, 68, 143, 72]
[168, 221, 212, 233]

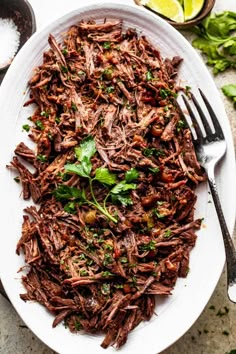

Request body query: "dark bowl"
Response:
[0, 0, 36, 75]
[135, 0, 216, 30]
[167, 0, 216, 29]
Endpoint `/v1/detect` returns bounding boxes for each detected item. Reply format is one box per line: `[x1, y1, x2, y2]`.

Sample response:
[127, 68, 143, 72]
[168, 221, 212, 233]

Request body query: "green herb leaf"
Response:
[64, 201, 77, 214]
[103, 42, 111, 49]
[111, 194, 133, 206]
[40, 111, 49, 118]
[102, 271, 113, 277]
[115, 284, 124, 289]
[94, 167, 117, 185]
[206, 11, 236, 38]
[222, 84, 236, 108]
[143, 147, 165, 158]
[146, 71, 153, 81]
[159, 89, 170, 99]
[104, 244, 113, 251]
[192, 11, 236, 75]
[22, 124, 30, 132]
[79, 253, 86, 260]
[103, 253, 113, 266]
[53, 185, 83, 201]
[14, 176, 20, 183]
[110, 181, 136, 194]
[125, 168, 139, 183]
[106, 86, 115, 93]
[62, 48, 68, 55]
[75, 321, 82, 331]
[148, 167, 160, 174]
[163, 229, 172, 238]
[53, 136, 119, 223]
[153, 209, 165, 218]
[176, 119, 186, 132]
[101, 283, 110, 295]
[65, 158, 92, 178]
[55, 116, 60, 124]
[35, 120, 44, 130]
[140, 240, 156, 251]
[71, 102, 78, 111]
[61, 65, 68, 73]
[37, 154, 47, 162]
[75, 136, 96, 162]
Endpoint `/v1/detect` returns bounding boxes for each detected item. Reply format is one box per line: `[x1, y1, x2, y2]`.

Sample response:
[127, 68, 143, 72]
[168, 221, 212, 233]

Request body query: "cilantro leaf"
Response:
[110, 181, 136, 194]
[192, 11, 236, 75]
[75, 136, 96, 162]
[143, 148, 165, 158]
[111, 194, 133, 206]
[125, 168, 139, 183]
[206, 11, 236, 38]
[65, 158, 92, 178]
[94, 167, 117, 185]
[140, 240, 156, 251]
[148, 167, 160, 174]
[222, 84, 236, 108]
[53, 136, 118, 223]
[146, 71, 153, 81]
[222, 84, 236, 97]
[22, 124, 30, 132]
[64, 201, 77, 214]
[53, 185, 82, 201]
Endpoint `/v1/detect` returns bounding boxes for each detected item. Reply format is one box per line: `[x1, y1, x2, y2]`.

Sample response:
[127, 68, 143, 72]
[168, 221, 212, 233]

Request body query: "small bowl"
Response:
[136, 0, 216, 30]
[167, 0, 216, 29]
[0, 0, 36, 75]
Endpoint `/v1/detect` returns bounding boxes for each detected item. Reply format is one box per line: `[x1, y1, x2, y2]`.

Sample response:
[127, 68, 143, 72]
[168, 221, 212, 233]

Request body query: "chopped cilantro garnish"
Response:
[71, 102, 78, 111]
[37, 154, 47, 162]
[103, 42, 111, 49]
[102, 271, 113, 277]
[163, 229, 172, 238]
[22, 124, 30, 132]
[40, 111, 49, 118]
[140, 240, 156, 252]
[146, 71, 153, 81]
[14, 176, 20, 183]
[106, 86, 115, 93]
[61, 65, 68, 73]
[36, 120, 44, 130]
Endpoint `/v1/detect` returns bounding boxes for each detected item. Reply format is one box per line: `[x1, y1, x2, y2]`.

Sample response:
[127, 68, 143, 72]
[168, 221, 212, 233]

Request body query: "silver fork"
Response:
[179, 88, 236, 303]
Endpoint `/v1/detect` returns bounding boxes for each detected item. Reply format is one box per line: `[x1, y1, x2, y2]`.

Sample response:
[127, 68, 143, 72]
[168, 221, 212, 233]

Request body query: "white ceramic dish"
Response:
[0, 2, 235, 354]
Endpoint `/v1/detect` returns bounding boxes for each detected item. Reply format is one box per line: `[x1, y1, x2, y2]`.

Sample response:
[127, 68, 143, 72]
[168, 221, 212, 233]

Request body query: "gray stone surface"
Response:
[0, 0, 236, 353]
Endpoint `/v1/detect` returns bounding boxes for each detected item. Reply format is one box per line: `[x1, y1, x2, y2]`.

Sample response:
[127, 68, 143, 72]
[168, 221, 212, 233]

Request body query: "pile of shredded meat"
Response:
[9, 19, 206, 349]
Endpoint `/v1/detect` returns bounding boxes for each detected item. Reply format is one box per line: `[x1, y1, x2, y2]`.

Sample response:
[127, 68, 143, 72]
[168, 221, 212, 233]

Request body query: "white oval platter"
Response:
[0, 2, 235, 354]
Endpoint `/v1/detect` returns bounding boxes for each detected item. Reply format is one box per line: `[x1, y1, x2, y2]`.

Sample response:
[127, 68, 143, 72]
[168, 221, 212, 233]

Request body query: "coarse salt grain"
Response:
[0, 18, 20, 68]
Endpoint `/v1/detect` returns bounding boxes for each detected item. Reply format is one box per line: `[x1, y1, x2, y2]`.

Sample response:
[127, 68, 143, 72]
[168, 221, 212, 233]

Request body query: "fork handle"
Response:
[208, 177, 236, 303]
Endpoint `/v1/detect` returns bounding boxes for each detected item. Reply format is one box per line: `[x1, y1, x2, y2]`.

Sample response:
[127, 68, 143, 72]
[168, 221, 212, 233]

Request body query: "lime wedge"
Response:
[184, 0, 205, 21]
[145, 0, 185, 23]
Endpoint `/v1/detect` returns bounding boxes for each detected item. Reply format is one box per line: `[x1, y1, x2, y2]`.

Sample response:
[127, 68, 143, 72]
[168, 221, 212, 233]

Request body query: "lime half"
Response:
[184, 0, 205, 21]
[145, 0, 185, 23]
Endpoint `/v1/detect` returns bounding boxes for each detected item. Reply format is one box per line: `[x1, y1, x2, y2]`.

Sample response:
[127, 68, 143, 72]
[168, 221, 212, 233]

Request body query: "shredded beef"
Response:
[9, 19, 206, 349]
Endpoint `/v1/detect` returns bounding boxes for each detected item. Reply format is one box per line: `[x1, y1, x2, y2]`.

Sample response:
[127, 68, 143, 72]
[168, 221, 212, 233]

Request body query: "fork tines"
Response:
[180, 88, 224, 144]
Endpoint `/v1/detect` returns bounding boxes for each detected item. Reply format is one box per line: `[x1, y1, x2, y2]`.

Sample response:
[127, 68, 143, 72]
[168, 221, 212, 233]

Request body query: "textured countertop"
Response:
[0, 0, 236, 353]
